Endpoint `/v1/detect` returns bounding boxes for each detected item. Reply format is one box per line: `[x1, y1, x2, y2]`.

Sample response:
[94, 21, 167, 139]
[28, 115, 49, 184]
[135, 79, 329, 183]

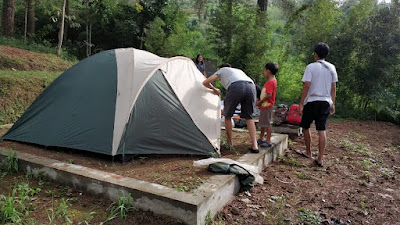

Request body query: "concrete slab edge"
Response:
[0, 133, 288, 225]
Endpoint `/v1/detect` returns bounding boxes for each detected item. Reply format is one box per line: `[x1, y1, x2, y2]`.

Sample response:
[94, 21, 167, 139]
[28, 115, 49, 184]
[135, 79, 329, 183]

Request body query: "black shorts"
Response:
[300, 101, 330, 131]
[223, 81, 256, 120]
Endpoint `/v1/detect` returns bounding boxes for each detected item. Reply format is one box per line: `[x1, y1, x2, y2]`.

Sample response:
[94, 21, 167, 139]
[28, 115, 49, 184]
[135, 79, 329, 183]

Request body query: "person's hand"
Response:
[213, 88, 221, 96]
[298, 105, 303, 116]
[256, 100, 262, 107]
[330, 104, 335, 116]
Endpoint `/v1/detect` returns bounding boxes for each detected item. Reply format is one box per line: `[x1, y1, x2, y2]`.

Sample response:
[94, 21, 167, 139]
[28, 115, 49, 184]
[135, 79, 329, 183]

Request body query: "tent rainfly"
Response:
[2, 48, 221, 157]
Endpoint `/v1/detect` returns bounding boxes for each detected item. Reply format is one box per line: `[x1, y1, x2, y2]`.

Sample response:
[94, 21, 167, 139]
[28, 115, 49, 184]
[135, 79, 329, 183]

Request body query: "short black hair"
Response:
[219, 63, 232, 68]
[265, 62, 279, 75]
[314, 42, 330, 59]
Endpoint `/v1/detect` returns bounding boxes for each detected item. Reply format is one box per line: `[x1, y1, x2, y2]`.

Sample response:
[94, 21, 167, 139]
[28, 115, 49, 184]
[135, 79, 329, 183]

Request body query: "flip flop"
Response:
[257, 139, 271, 147]
[294, 150, 312, 159]
[249, 148, 259, 154]
[314, 159, 324, 167]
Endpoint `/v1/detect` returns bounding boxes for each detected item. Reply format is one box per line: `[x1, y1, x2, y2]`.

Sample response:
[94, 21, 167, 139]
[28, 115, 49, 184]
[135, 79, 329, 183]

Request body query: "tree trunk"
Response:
[27, 0, 35, 36]
[195, 0, 206, 23]
[89, 23, 92, 56]
[64, 0, 70, 42]
[1, 0, 15, 37]
[56, 0, 66, 57]
[226, 0, 233, 51]
[257, 0, 268, 12]
[86, 23, 89, 57]
[85, 0, 90, 57]
[24, 1, 28, 44]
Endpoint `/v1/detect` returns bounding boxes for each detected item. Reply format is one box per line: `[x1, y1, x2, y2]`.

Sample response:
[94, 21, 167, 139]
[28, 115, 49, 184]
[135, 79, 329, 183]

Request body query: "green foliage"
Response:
[0, 72, 58, 124]
[0, 189, 23, 224]
[144, 17, 167, 55]
[278, 155, 306, 167]
[296, 208, 321, 225]
[106, 192, 134, 221]
[205, 210, 224, 225]
[359, 159, 371, 169]
[263, 195, 288, 224]
[340, 139, 371, 156]
[0, 151, 19, 174]
[294, 170, 311, 180]
[47, 197, 73, 225]
[0, 178, 41, 224]
[0, 37, 77, 61]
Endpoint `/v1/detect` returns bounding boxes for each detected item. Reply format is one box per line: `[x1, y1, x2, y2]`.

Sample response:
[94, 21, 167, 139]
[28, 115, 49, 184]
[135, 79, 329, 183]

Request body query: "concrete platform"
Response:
[0, 133, 288, 225]
[273, 124, 303, 136]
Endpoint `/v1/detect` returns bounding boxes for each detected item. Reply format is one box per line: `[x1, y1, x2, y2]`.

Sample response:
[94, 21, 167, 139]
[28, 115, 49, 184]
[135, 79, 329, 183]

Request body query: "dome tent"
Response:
[2, 48, 221, 157]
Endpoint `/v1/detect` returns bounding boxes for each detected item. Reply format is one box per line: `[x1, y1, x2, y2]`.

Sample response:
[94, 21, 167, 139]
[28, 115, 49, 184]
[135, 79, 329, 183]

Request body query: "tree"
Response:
[64, 0, 70, 42]
[195, 0, 206, 23]
[24, 0, 35, 44]
[2, 0, 15, 37]
[56, 0, 66, 57]
[208, 0, 235, 61]
[136, 0, 168, 49]
[27, 0, 34, 35]
[144, 17, 166, 55]
[257, 0, 268, 12]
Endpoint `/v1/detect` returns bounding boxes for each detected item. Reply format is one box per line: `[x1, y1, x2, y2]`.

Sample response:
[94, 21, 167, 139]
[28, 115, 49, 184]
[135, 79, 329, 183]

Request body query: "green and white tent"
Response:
[2, 48, 221, 156]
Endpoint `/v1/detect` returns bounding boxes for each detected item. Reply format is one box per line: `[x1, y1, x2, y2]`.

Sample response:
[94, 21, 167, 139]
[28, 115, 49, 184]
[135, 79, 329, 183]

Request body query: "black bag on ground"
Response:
[207, 162, 255, 191]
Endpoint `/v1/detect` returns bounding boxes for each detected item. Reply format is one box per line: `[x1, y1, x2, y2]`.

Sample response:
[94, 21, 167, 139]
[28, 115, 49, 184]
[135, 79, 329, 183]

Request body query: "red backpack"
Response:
[286, 104, 302, 125]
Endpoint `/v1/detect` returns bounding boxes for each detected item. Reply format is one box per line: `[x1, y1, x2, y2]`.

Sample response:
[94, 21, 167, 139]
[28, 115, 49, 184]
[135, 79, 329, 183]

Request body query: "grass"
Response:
[279, 155, 306, 167]
[263, 195, 289, 224]
[296, 208, 321, 225]
[294, 169, 312, 180]
[380, 168, 394, 179]
[0, 70, 60, 79]
[205, 210, 224, 225]
[347, 131, 366, 139]
[359, 159, 372, 168]
[0, 72, 58, 124]
[0, 151, 19, 174]
[105, 192, 134, 221]
[0, 37, 77, 61]
[0, 171, 143, 224]
[340, 139, 371, 156]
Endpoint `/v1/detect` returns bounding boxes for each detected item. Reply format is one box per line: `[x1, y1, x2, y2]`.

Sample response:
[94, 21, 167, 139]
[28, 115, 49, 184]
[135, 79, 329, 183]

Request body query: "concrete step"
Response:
[0, 133, 288, 225]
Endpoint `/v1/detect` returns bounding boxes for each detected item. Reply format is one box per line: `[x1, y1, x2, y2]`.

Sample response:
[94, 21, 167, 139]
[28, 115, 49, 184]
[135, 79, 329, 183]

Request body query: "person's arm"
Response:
[257, 93, 272, 107]
[202, 74, 221, 96]
[298, 81, 310, 115]
[330, 82, 336, 115]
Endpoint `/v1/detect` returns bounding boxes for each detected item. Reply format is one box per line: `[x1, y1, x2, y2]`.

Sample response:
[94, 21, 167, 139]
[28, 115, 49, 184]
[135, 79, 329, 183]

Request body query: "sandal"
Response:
[314, 159, 324, 167]
[249, 148, 259, 154]
[257, 139, 271, 147]
[294, 150, 313, 159]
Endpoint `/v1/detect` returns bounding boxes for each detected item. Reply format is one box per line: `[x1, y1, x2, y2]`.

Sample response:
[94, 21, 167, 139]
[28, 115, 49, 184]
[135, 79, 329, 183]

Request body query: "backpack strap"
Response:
[317, 60, 335, 77]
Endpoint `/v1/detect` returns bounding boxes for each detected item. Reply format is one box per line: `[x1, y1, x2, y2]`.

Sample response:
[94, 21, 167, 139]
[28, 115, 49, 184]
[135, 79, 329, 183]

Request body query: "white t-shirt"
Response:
[215, 67, 253, 89]
[302, 60, 338, 105]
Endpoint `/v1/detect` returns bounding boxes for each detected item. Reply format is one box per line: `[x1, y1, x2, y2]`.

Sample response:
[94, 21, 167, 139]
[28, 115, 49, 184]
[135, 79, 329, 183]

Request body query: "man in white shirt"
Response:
[203, 63, 259, 153]
[297, 42, 338, 167]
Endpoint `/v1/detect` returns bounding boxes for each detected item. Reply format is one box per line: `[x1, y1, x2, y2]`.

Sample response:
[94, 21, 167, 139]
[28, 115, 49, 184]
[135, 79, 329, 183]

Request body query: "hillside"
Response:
[0, 46, 76, 124]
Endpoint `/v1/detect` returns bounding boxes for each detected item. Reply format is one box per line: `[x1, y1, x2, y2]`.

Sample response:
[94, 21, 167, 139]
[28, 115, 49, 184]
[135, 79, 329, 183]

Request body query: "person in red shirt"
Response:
[257, 62, 278, 147]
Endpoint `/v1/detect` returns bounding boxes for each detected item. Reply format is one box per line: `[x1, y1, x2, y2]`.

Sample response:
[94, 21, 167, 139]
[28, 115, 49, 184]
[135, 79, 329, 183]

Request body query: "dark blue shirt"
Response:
[196, 63, 205, 74]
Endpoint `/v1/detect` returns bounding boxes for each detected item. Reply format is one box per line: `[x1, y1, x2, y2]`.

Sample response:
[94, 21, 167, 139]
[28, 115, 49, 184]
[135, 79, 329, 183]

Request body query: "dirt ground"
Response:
[217, 119, 400, 225]
[1, 119, 400, 224]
